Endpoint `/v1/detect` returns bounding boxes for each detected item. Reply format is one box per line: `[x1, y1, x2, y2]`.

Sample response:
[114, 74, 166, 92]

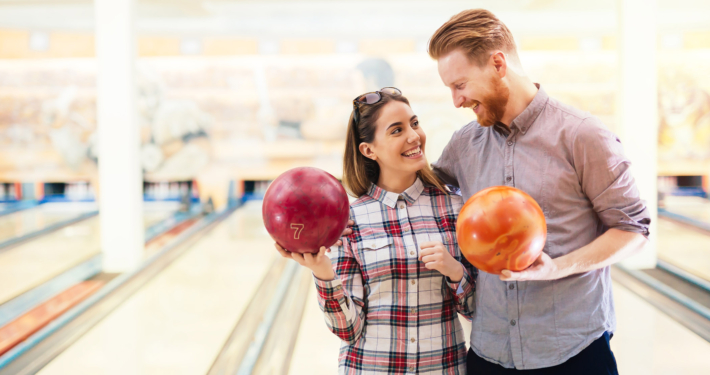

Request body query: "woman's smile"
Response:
[401, 145, 423, 159]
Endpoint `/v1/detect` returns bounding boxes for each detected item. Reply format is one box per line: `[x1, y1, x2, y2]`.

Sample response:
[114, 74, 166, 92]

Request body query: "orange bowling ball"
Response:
[456, 186, 547, 275]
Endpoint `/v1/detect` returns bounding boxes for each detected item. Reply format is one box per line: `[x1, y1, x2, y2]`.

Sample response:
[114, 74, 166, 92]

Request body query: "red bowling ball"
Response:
[262, 167, 350, 254]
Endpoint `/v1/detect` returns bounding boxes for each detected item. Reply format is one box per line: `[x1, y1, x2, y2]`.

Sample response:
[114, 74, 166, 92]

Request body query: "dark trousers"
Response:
[466, 332, 618, 375]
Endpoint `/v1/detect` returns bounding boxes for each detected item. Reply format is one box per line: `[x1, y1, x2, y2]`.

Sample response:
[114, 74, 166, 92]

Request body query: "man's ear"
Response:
[491, 51, 507, 77]
[359, 142, 376, 161]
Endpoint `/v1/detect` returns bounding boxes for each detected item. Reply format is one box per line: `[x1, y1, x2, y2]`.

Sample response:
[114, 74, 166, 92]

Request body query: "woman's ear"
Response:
[359, 142, 376, 161]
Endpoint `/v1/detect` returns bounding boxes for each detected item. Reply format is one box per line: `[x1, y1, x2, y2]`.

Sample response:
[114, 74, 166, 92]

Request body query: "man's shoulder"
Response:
[545, 96, 592, 121]
[544, 96, 612, 139]
[450, 120, 487, 144]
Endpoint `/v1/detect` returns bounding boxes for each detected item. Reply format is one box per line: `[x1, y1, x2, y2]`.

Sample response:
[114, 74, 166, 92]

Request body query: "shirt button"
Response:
[409, 366, 415, 371]
[410, 251, 415, 256]
[411, 280, 416, 285]
[510, 319, 517, 326]
[411, 308, 417, 314]
[398, 203, 406, 209]
[507, 141, 513, 146]
[509, 284, 515, 290]
[506, 176, 512, 182]
[411, 338, 416, 343]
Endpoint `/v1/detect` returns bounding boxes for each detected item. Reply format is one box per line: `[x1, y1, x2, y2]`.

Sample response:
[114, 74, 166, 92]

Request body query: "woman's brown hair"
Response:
[342, 92, 449, 197]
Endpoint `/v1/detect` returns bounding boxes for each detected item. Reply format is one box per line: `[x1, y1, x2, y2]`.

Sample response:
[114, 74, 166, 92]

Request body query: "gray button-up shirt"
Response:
[432, 85, 650, 370]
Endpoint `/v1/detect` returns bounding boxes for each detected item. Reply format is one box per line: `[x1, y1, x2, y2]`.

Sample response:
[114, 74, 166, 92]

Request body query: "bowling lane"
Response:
[612, 281, 710, 374]
[37, 201, 275, 375]
[0, 202, 97, 244]
[662, 195, 710, 224]
[657, 218, 710, 281]
[0, 203, 178, 305]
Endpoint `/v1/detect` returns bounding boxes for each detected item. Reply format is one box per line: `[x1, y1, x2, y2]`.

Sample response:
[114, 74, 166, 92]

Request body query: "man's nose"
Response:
[453, 92, 465, 108]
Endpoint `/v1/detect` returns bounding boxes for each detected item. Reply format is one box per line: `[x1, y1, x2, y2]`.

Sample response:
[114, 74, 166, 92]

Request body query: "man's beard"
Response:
[471, 76, 510, 127]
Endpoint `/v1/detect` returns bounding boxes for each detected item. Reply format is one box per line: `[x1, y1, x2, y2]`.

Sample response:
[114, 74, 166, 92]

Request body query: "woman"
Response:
[276, 87, 476, 374]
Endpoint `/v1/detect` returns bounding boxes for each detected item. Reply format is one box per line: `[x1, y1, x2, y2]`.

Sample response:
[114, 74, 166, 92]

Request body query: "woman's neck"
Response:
[376, 170, 417, 194]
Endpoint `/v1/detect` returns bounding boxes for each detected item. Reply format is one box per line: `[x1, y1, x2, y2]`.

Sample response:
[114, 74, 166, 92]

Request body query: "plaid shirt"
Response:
[314, 178, 477, 374]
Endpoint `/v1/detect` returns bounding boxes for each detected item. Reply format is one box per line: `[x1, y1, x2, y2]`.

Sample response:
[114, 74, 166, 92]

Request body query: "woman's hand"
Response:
[333, 220, 355, 249]
[275, 243, 336, 281]
[419, 241, 464, 282]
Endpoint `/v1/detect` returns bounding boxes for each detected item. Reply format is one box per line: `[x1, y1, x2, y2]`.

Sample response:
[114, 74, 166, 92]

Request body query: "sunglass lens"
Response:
[380, 87, 401, 96]
[363, 93, 381, 104]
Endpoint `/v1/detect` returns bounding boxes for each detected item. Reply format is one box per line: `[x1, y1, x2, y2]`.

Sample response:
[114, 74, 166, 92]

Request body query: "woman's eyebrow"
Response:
[387, 116, 418, 130]
[386, 122, 403, 130]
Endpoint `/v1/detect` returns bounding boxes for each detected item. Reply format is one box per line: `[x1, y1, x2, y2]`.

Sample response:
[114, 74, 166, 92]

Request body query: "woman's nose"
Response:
[407, 129, 421, 143]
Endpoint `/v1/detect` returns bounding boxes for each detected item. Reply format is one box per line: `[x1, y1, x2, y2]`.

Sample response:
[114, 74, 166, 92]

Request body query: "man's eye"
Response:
[456, 84, 465, 90]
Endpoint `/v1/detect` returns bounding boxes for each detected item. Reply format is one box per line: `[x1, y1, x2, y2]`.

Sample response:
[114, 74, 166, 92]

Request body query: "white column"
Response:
[95, 0, 144, 272]
[618, 0, 658, 269]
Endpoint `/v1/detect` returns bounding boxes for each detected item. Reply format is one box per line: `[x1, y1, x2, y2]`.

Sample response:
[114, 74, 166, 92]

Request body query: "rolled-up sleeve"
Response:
[572, 117, 651, 237]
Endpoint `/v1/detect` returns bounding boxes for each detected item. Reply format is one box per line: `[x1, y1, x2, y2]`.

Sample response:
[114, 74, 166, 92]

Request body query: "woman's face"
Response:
[360, 100, 428, 177]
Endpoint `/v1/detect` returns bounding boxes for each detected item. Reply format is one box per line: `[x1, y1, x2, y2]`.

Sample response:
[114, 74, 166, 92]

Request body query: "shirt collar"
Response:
[510, 83, 548, 135]
[366, 177, 424, 209]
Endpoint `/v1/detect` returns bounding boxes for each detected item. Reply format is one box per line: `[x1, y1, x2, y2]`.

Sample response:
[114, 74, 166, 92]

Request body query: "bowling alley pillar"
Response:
[617, 0, 658, 269]
[95, 0, 145, 272]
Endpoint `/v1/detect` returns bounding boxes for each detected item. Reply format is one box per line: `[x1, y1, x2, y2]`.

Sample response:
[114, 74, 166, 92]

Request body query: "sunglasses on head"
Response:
[352, 87, 402, 124]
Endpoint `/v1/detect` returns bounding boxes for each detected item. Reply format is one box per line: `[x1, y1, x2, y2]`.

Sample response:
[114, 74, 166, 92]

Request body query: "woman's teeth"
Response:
[402, 147, 421, 157]
[473, 103, 480, 111]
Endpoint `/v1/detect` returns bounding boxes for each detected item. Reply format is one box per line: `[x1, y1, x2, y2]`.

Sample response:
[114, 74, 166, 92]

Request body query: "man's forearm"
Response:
[554, 228, 648, 278]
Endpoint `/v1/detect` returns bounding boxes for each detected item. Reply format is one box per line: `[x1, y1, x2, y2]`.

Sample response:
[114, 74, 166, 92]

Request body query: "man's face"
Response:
[437, 49, 509, 127]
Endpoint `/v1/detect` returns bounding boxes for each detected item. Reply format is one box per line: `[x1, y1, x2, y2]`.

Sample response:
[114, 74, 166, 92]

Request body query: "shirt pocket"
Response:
[359, 237, 394, 291]
[359, 237, 393, 267]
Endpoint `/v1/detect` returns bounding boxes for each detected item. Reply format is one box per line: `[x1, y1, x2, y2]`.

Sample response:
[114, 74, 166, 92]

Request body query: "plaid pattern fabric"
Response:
[314, 178, 477, 374]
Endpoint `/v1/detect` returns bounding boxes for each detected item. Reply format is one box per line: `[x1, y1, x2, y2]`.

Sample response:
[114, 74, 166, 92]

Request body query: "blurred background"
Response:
[0, 0, 709, 374]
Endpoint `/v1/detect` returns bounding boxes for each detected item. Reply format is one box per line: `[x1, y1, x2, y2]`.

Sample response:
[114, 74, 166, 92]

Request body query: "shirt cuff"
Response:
[313, 273, 345, 301]
[446, 266, 472, 297]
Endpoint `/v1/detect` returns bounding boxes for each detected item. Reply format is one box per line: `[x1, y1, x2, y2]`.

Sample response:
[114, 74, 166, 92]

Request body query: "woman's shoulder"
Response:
[421, 185, 464, 208]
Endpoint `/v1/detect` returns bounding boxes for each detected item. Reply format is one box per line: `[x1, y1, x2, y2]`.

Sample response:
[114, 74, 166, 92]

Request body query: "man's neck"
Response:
[500, 75, 538, 126]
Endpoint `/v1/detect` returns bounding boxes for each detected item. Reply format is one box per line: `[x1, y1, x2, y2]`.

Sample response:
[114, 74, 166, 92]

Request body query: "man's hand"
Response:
[499, 252, 561, 281]
[275, 243, 335, 281]
[419, 241, 464, 282]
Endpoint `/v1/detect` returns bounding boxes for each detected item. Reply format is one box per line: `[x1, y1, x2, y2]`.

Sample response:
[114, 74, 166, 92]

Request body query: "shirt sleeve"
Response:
[572, 117, 651, 237]
[313, 236, 367, 345]
[445, 256, 477, 321]
[431, 131, 462, 188]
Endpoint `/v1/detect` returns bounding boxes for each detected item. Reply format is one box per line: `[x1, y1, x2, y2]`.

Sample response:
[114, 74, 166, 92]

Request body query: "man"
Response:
[428, 9, 650, 375]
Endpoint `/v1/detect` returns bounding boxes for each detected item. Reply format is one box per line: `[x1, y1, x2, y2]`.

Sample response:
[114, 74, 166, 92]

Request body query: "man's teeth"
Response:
[403, 147, 421, 156]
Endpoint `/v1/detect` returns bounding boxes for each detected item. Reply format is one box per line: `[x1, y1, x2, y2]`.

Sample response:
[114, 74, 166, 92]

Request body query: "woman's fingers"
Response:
[421, 253, 443, 264]
[291, 252, 306, 265]
[274, 243, 291, 259]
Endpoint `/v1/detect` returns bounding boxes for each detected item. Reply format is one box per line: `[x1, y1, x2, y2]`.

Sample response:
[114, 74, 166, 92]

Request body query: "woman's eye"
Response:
[412, 121, 419, 127]
[391, 128, 401, 134]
